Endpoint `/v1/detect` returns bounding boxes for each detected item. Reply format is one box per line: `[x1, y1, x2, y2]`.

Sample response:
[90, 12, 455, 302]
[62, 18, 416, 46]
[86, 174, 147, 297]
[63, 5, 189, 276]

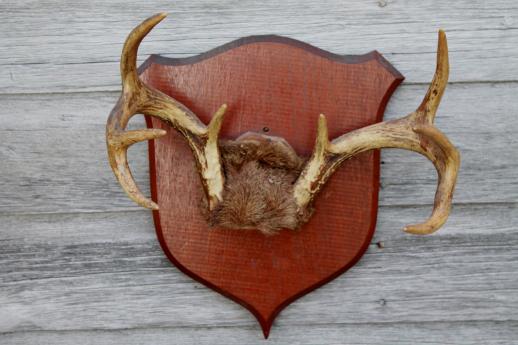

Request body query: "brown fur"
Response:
[202, 133, 313, 235]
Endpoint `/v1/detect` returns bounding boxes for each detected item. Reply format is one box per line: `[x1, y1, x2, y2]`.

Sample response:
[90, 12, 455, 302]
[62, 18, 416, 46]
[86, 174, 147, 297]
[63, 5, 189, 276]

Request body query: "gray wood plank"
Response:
[1, 203, 515, 245]
[0, 83, 516, 214]
[1, 321, 517, 345]
[0, 1, 516, 343]
[0, 204, 516, 333]
[1, 0, 518, 92]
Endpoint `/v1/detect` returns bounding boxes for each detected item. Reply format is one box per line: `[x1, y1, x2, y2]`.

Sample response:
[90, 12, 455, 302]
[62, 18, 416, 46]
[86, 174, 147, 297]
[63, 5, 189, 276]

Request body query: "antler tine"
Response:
[120, 13, 167, 94]
[294, 30, 460, 235]
[406, 124, 459, 234]
[416, 30, 449, 124]
[107, 13, 226, 211]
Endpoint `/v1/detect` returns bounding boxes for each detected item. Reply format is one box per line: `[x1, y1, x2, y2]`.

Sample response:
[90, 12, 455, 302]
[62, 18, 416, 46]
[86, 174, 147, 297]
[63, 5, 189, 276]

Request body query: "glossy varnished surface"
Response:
[141, 36, 402, 336]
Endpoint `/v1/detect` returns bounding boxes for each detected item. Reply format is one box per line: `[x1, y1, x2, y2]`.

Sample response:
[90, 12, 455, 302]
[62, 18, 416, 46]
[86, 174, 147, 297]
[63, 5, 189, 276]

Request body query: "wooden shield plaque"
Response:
[139, 36, 403, 338]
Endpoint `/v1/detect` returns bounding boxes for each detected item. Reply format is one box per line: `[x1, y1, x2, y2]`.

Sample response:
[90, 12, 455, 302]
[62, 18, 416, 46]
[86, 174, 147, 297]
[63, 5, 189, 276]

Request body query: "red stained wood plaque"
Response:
[140, 36, 403, 338]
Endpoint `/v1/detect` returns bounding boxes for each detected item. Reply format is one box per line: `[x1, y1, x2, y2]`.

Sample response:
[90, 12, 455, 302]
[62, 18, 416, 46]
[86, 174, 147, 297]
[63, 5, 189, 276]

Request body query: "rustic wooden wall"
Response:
[1, 0, 517, 344]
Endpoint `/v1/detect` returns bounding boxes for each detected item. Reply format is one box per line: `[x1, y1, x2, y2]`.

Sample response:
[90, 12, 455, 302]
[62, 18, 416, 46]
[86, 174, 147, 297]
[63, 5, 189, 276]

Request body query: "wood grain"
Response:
[1, 0, 517, 343]
[0, 205, 517, 335]
[2, 322, 518, 345]
[0, 83, 515, 215]
[140, 36, 402, 336]
[1, 0, 518, 93]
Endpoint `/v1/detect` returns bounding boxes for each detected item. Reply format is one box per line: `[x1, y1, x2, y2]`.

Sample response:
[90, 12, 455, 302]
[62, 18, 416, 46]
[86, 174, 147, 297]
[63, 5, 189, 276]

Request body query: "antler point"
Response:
[155, 12, 168, 21]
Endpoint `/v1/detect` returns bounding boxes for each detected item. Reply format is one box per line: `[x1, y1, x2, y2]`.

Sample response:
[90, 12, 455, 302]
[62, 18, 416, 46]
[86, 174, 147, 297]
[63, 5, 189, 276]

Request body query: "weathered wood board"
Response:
[0, 0, 517, 343]
[1, 83, 516, 214]
[1, 0, 518, 93]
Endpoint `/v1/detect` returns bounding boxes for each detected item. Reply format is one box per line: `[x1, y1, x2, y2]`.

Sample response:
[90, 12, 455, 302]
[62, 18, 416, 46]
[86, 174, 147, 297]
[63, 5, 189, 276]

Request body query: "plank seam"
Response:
[1, 319, 517, 336]
[1, 80, 518, 97]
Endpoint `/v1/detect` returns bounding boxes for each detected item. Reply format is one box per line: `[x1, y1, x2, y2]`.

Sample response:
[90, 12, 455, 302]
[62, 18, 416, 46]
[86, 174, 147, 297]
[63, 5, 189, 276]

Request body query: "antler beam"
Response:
[294, 31, 460, 235]
[106, 13, 226, 211]
[107, 15, 459, 235]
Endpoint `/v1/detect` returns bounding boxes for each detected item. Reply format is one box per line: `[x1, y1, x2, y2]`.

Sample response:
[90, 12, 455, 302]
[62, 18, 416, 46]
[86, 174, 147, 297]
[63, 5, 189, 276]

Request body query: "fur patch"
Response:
[203, 133, 313, 235]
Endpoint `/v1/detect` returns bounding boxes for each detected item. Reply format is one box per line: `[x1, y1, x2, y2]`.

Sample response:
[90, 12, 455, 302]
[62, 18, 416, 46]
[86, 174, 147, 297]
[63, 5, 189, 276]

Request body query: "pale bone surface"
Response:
[0, 0, 517, 344]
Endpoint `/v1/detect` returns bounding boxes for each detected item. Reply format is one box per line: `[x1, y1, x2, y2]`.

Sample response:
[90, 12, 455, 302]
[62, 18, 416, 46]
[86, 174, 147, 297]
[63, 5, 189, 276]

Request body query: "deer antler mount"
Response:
[107, 13, 460, 236]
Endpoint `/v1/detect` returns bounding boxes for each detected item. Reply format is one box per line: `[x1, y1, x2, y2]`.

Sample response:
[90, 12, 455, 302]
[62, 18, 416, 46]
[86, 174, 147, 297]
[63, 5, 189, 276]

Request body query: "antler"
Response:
[106, 13, 226, 211]
[294, 30, 460, 235]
